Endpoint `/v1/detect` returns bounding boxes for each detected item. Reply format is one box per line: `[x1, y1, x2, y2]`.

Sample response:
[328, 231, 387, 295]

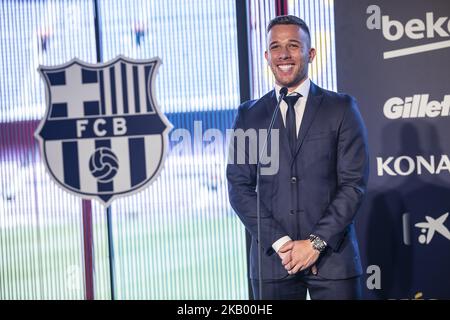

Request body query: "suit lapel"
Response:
[292, 82, 324, 160]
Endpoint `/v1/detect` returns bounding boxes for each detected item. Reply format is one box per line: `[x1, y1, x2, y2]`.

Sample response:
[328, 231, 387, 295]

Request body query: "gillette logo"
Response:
[366, 5, 450, 59]
[384, 94, 450, 119]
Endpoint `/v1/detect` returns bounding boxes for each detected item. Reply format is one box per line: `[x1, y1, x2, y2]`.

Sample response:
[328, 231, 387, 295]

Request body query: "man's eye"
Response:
[270, 45, 280, 50]
[289, 44, 299, 48]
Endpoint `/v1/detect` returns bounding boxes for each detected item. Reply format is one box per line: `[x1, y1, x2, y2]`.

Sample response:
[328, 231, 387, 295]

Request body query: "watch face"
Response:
[313, 238, 325, 251]
[309, 235, 325, 252]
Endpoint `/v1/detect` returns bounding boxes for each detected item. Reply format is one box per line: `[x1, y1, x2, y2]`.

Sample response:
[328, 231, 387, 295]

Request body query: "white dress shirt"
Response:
[275, 78, 310, 137]
[272, 78, 311, 253]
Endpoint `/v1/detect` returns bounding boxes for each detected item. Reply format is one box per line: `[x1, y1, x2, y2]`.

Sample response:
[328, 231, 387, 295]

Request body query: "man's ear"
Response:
[308, 48, 316, 63]
[264, 50, 268, 61]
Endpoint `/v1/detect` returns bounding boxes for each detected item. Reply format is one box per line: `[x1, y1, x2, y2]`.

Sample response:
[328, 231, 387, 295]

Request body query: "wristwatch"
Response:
[309, 234, 327, 253]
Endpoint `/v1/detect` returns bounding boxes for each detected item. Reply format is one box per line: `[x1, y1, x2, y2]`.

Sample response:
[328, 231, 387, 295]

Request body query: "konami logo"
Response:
[377, 155, 450, 176]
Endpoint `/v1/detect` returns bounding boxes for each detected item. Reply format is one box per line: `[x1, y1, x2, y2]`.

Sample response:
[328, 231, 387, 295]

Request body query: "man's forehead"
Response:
[267, 26, 306, 44]
[268, 24, 302, 33]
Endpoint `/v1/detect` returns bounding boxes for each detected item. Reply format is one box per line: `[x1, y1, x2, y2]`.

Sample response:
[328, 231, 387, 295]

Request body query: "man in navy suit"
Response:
[226, 15, 369, 299]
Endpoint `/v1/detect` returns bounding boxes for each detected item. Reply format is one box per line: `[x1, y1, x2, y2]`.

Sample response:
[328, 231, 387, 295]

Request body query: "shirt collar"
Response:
[275, 78, 310, 100]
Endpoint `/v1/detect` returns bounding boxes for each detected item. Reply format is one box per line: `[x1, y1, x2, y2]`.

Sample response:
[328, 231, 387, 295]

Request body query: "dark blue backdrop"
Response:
[335, 0, 450, 299]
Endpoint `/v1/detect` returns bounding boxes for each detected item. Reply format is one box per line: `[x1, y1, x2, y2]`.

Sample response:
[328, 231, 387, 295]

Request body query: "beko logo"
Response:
[377, 155, 450, 176]
[384, 94, 450, 119]
[366, 5, 450, 59]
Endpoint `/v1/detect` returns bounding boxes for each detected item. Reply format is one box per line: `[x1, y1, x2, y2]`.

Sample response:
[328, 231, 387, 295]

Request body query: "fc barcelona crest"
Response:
[35, 56, 172, 206]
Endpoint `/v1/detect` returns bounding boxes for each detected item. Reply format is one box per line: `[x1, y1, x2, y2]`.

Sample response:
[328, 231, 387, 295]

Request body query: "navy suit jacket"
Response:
[226, 82, 369, 280]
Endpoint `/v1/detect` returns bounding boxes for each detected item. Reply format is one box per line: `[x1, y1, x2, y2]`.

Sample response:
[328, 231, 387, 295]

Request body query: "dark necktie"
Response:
[283, 94, 302, 154]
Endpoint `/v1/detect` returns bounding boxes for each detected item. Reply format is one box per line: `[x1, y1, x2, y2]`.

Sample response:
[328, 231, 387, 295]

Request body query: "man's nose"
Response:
[279, 46, 290, 59]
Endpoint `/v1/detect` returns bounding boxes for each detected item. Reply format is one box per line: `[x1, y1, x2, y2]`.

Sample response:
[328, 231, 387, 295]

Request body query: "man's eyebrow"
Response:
[269, 39, 302, 46]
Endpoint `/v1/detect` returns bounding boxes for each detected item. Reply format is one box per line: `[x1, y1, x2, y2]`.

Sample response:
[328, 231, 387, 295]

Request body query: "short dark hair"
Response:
[267, 15, 311, 45]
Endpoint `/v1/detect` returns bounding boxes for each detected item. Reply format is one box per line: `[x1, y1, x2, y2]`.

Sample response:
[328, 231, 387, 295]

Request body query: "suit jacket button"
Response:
[291, 176, 297, 184]
[290, 210, 295, 215]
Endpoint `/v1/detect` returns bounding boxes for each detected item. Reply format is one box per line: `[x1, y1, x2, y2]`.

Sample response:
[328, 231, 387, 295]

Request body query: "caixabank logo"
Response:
[366, 4, 450, 59]
[402, 212, 450, 245]
[35, 56, 172, 206]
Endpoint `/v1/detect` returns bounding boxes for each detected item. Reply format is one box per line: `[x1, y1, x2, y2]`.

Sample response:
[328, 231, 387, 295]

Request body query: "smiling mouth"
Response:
[278, 64, 294, 72]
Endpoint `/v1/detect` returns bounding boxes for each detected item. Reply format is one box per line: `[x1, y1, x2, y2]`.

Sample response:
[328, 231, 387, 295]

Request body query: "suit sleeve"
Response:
[311, 96, 369, 251]
[226, 104, 289, 256]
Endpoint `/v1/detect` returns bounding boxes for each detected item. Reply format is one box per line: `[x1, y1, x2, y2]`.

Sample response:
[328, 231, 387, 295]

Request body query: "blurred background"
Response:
[0, 0, 336, 299]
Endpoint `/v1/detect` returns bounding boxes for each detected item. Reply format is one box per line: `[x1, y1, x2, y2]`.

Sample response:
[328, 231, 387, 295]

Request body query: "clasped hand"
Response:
[277, 240, 319, 275]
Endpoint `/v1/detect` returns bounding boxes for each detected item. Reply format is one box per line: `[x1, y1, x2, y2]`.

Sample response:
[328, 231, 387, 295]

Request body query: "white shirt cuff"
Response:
[272, 236, 292, 253]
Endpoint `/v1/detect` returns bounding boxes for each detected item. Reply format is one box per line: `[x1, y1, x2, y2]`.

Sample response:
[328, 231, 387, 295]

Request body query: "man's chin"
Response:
[275, 76, 305, 89]
[277, 80, 299, 89]
[275, 79, 293, 87]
